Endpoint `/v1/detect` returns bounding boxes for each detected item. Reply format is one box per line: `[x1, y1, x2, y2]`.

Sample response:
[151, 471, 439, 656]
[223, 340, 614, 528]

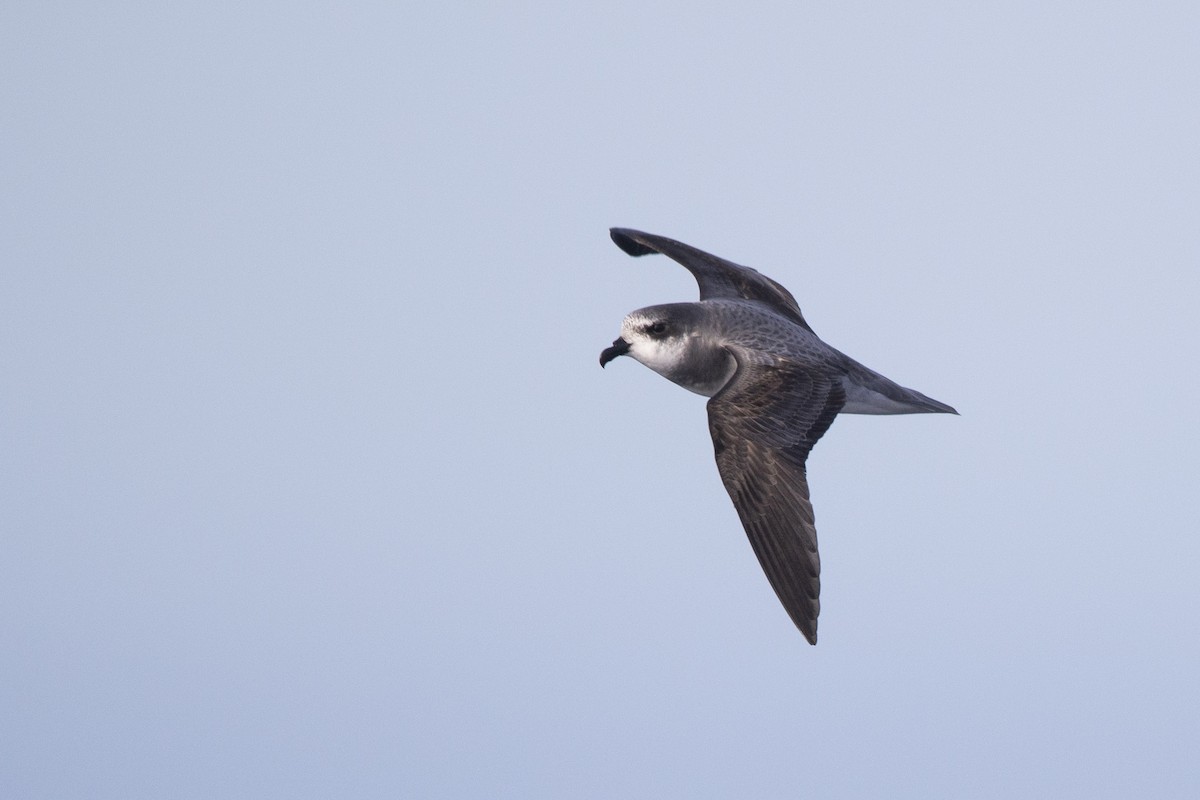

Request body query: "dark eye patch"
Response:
[647, 321, 667, 335]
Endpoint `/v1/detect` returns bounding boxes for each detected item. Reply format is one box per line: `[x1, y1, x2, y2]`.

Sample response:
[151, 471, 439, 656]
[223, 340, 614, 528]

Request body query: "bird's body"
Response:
[600, 228, 956, 644]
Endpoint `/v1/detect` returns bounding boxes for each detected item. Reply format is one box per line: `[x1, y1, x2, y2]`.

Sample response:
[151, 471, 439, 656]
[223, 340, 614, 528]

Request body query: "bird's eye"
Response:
[647, 321, 667, 335]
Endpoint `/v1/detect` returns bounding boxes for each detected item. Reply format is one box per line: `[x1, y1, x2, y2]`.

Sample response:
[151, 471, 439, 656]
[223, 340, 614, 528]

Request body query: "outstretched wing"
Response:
[706, 350, 845, 644]
[610, 228, 815, 333]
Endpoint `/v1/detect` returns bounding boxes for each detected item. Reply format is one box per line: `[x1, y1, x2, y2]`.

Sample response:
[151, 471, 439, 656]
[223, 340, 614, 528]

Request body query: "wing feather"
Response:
[610, 228, 815, 332]
[707, 351, 844, 644]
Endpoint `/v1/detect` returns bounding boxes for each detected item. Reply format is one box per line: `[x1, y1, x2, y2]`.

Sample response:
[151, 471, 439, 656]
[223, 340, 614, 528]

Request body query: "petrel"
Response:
[599, 228, 956, 644]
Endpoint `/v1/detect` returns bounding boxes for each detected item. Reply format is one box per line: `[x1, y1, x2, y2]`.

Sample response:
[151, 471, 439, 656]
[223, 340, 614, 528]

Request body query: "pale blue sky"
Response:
[3, 3, 1198, 798]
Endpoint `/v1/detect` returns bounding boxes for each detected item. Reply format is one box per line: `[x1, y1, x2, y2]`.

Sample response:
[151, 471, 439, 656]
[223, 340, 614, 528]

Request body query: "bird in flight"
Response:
[599, 228, 956, 644]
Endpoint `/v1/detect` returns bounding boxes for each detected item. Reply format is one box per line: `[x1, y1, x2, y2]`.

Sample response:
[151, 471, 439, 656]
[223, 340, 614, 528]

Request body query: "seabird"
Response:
[599, 228, 956, 644]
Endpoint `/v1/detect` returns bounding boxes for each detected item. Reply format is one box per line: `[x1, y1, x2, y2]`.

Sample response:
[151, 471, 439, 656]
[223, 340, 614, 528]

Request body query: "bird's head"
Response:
[599, 304, 694, 371]
[599, 303, 735, 397]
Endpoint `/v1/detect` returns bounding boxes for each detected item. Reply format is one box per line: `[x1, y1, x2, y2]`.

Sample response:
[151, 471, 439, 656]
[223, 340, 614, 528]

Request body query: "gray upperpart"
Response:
[601, 298, 957, 415]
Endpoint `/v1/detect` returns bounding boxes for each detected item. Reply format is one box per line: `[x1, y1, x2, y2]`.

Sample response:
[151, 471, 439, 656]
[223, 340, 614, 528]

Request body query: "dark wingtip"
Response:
[609, 228, 657, 257]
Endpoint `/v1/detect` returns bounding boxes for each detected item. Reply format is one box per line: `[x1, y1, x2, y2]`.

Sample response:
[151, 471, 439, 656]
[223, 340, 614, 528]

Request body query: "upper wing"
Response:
[610, 228, 815, 333]
[706, 350, 845, 644]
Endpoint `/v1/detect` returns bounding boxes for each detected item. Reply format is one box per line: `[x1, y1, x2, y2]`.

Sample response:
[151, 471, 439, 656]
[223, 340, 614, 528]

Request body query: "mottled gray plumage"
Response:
[600, 228, 956, 644]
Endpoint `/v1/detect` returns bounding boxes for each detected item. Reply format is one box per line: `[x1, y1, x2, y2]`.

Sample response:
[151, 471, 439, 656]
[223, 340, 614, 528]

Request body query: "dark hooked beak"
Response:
[599, 337, 631, 368]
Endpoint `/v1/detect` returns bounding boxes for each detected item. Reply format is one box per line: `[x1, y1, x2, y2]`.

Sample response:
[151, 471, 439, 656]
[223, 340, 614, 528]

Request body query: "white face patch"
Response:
[619, 311, 733, 397]
[620, 314, 684, 372]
